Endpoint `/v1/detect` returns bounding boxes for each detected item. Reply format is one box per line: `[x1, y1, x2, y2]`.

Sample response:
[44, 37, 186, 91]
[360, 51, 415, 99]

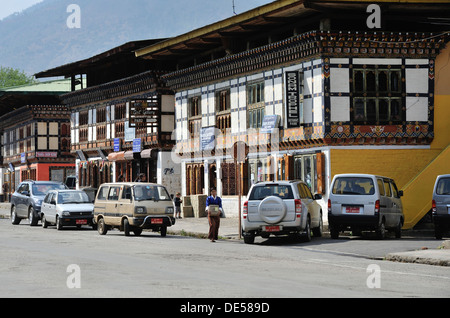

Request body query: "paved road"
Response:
[0, 219, 449, 299]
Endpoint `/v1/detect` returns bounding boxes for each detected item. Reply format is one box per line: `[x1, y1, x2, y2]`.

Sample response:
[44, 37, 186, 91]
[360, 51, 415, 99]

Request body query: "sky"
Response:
[0, 0, 274, 21]
[0, 0, 43, 20]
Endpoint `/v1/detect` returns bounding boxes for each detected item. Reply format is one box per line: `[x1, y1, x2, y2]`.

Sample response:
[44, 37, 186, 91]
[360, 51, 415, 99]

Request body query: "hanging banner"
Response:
[285, 71, 301, 128]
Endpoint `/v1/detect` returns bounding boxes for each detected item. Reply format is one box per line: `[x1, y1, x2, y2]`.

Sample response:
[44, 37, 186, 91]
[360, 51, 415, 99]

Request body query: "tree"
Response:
[0, 66, 37, 88]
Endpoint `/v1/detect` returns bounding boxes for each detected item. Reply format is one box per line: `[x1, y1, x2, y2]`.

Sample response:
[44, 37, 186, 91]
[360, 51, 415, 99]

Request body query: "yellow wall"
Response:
[329, 148, 441, 190]
[433, 43, 450, 149]
[329, 42, 450, 229]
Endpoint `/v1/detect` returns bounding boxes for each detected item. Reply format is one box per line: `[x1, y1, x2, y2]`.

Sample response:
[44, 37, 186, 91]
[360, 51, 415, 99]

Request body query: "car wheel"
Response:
[330, 224, 339, 239]
[312, 212, 323, 237]
[394, 219, 403, 239]
[133, 228, 142, 236]
[28, 207, 38, 226]
[303, 215, 311, 242]
[123, 218, 130, 236]
[435, 224, 443, 240]
[160, 226, 167, 237]
[42, 214, 49, 228]
[97, 218, 108, 235]
[243, 233, 255, 244]
[376, 218, 386, 240]
[56, 216, 63, 230]
[11, 206, 21, 225]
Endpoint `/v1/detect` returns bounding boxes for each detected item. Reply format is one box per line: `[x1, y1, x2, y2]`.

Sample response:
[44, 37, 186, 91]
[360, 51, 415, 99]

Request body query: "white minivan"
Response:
[328, 174, 404, 239]
[432, 174, 450, 239]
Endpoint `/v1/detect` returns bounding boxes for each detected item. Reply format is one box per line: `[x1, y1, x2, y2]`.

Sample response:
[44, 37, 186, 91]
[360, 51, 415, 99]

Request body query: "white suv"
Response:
[241, 180, 323, 244]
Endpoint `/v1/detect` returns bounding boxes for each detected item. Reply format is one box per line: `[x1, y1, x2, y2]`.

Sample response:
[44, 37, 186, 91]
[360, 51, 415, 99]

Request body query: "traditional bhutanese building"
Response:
[35, 40, 180, 195]
[136, 0, 450, 227]
[0, 79, 76, 201]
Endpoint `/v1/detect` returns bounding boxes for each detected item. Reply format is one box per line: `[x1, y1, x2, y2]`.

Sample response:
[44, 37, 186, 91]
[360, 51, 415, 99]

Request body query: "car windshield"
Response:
[133, 185, 171, 202]
[436, 178, 450, 195]
[58, 191, 91, 204]
[332, 177, 375, 195]
[32, 184, 66, 196]
[249, 184, 294, 200]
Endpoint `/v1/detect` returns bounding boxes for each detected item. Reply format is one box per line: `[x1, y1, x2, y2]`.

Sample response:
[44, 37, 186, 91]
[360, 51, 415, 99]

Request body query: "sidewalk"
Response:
[1, 202, 449, 266]
[168, 216, 241, 240]
[386, 241, 450, 267]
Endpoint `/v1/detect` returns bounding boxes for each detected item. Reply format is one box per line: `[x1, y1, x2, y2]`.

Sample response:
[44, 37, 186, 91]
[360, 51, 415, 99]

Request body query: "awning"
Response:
[107, 151, 125, 162]
[124, 151, 141, 161]
[140, 148, 159, 159]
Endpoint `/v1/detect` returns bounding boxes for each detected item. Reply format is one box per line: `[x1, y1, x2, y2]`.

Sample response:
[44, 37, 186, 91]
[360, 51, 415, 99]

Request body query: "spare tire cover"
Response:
[258, 196, 286, 224]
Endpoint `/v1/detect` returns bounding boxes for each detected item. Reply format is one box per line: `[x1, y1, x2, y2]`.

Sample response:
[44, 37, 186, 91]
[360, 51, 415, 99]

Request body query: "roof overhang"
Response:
[136, 0, 450, 61]
[135, 0, 312, 60]
[35, 39, 166, 78]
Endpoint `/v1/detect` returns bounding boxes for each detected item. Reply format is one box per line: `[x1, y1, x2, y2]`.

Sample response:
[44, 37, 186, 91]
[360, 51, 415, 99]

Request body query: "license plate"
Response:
[151, 218, 163, 224]
[345, 206, 362, 214]
[76, 219, 87, 225]
[263, 225, 281, 232]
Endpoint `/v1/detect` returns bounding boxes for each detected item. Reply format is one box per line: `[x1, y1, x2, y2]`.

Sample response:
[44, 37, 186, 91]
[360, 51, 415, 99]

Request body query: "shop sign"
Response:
[129, 97, 159, 128]
[201, 126, 216, 151]
[132, 138, 142, 153]
[260, 115, 280, 134]
[113, 138, 121, 152]
[285, 71, 302, 128]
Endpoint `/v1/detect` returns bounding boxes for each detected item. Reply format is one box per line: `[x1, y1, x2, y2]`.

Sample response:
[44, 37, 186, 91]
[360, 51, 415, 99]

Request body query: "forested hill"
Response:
[0, 0, 271, 75]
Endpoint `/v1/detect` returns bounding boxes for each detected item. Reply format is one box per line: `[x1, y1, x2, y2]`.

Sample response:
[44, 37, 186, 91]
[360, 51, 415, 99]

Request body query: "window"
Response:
[436, 178, 450, 195]
[352, 67, 403, 124]
[383, 180, 392, 197]
[216, 89, 231, 134]
[391, 181, 400, 198]
[97, 186, 109, 200]
[377, 179, 385, 196]
[332, 177, 375, 195]
[249, 184, 294, 200]
[247, 82, 265, 129]
[189, 96, 201, 117]
[216, 89, 230, 112]
[294, 154, 317, 193]
[107, 187, 121, 201]
[122, 186, 132, 200]
[188, 96, 202, 137]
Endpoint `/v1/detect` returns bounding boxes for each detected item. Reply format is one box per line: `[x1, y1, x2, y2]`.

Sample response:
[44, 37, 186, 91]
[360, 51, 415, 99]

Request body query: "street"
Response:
[0, 218, 449, 299]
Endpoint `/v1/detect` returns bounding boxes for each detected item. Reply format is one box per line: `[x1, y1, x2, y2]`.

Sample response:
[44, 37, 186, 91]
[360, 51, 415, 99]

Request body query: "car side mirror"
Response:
[314, 193, 322, 200]
[398, 190, 404, 197]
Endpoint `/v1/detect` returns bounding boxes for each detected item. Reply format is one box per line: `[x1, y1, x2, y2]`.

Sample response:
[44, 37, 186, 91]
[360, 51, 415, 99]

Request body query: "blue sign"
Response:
[113, 138, 121, 152]
[260, 115, 280, 134]
[132, 138, 142, 153]
[21, 153, 26, 164]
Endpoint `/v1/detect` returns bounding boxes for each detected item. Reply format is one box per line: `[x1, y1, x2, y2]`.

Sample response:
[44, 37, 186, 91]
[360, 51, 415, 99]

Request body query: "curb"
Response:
[385, 250, 450, 267]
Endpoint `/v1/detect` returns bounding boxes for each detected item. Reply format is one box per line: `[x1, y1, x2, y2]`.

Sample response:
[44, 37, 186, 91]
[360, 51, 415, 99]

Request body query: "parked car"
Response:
[93, 182, 175, 237]
[241, 180, 323, 244]
[10, 180, 68, 226]
[41, 190, 95, 230]
[432, 174, 450, 239]
[328, 174, 404, 239]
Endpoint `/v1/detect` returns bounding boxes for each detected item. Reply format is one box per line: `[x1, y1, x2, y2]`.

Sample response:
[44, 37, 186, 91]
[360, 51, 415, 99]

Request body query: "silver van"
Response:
[432, 174, 450, 239]
[328, 174, 404, 239]
[93, 182, 175, 237]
